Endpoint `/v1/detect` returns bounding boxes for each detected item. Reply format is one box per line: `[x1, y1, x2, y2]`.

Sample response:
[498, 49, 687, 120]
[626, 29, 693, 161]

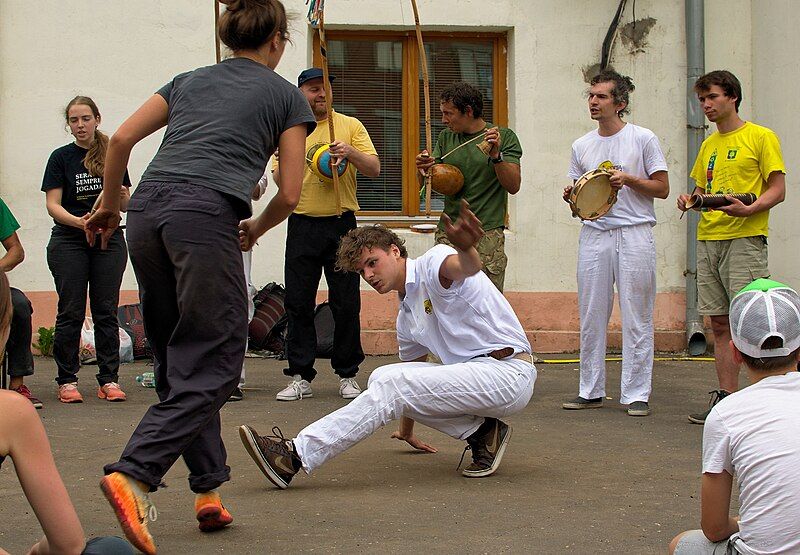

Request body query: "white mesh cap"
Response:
[729, 278, 800, 358]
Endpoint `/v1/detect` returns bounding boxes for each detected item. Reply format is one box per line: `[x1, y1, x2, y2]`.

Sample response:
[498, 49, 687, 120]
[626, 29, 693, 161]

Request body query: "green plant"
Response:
[33, 326, 55, 357]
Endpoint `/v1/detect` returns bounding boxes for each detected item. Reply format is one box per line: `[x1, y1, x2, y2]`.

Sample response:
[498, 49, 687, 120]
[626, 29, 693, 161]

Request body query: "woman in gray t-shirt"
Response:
[86, 1, 314, 552]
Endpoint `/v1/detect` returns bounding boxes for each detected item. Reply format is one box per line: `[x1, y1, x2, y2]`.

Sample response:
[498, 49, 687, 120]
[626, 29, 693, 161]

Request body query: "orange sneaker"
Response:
[100, 472, 157, 555]
[98, 382, 127, 402]
[58, 383, 83, 403]
[195, 491, 233, 532]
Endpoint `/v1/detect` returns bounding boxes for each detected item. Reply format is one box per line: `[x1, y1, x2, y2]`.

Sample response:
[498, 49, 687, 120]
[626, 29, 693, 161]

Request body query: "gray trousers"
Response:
[104, 182, 247, 493]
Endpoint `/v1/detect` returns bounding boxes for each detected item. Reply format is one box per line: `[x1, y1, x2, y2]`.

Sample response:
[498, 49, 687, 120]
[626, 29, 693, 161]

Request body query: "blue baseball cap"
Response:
[298, 68, 336, 87]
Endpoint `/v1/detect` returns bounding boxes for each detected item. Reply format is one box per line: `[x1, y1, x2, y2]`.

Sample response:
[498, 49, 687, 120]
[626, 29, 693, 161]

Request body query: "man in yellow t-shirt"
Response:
[272, 68, 380, 402]
[678, 70, 786, 424]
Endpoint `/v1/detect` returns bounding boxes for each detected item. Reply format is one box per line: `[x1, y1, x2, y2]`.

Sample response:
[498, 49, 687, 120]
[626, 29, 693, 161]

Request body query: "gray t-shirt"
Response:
[141, 57, 315, 214]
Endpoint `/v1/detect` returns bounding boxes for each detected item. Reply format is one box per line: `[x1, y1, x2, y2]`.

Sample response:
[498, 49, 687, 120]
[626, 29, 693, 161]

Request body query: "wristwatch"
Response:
[489, 152, 503, 164]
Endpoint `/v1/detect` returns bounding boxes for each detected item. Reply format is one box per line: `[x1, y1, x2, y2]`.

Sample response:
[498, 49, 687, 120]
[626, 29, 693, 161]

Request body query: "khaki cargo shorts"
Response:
[697, 236, 769, 316]
[435, 227, 507, 292]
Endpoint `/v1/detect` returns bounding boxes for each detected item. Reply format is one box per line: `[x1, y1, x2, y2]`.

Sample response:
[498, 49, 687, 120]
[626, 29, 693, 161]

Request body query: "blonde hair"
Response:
[65, 96, 109, 177]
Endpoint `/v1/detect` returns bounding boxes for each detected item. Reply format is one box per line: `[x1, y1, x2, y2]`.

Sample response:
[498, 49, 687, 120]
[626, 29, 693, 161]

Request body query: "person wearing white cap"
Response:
[669, 278, 800, 555]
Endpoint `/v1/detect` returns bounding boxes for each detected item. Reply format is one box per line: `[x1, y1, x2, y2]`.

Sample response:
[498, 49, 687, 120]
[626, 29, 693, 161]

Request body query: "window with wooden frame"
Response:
[313, 31, 508, 222]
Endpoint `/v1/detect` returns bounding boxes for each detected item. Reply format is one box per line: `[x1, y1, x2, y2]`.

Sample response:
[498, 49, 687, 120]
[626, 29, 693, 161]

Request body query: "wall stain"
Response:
[620, 17, 657, 54]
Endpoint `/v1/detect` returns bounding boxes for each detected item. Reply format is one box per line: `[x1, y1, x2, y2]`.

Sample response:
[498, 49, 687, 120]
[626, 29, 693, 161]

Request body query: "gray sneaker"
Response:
[339, 377, 362, 399]
[562, 396, 603, 410]
[239, 425, 302, 489]
[688, 390, 730, 424]
[461, 418, 512, 478]
[627, 401, 650, 416]
[276, 378, 313, 401]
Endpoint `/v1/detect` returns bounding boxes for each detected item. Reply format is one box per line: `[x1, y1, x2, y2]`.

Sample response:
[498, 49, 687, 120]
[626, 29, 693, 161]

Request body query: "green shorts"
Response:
[435, 227, 507, 292]
[697, 236, 769, 316]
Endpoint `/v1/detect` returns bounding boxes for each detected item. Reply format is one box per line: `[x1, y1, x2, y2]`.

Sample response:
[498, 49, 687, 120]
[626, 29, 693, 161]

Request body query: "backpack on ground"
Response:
[117, 303, 152, 360]
[248, 282, 287, 353]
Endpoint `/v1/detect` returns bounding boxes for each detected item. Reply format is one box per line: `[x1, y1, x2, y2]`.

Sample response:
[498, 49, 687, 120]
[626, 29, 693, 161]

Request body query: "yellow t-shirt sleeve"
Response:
[758, 130, 786, 180]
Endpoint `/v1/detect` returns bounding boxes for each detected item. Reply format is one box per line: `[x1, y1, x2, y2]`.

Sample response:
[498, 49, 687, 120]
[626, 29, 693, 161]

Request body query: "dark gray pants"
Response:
[104, 182, 247, 493]
[46, 226, 127, 386]
[5, 288, 34, 378]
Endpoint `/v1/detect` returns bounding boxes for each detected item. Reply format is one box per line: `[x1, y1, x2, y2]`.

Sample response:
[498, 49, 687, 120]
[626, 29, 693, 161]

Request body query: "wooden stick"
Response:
[411, 0, 432, 216]
[317, 10, 341, 216]
[214, 0, 221, 63]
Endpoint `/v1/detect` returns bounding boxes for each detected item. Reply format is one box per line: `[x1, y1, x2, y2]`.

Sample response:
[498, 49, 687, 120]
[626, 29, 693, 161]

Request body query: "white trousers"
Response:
[294, 357, 536, 472]
[577, 223, 655, 404]
[240, 249, 257, 387]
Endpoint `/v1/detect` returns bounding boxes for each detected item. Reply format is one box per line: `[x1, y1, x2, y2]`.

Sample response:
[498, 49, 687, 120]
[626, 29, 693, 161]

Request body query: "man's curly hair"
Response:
[336, 225, 408, 273]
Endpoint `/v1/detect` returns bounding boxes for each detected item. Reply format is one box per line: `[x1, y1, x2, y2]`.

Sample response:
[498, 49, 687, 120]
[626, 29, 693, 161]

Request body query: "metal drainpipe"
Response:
[684, 0, 707, 355]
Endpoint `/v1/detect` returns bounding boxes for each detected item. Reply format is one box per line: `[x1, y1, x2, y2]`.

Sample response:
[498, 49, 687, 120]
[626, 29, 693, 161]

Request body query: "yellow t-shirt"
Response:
[273, 110, 377, 216]
[690, 122, 785, 240]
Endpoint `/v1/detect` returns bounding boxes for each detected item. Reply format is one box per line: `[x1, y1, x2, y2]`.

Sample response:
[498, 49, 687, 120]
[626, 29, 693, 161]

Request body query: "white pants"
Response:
[294, 357, 536, 472]
[577, 224, 655, 404]
[240, 250, 257, 387]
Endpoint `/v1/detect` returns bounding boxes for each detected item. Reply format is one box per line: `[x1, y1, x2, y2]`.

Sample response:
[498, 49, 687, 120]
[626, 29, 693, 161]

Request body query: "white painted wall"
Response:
[0, 0, 796, 298]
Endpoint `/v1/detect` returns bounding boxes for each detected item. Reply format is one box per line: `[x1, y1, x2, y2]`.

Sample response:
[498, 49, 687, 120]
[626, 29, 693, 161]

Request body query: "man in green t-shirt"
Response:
[678, 70, 786, 424]
[0, 198, 40, 408]
[416, 82, 522, 291]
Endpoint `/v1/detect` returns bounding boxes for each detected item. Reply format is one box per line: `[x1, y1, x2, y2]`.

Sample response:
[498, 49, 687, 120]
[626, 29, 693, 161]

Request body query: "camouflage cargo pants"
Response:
[435, 226, 507, 291]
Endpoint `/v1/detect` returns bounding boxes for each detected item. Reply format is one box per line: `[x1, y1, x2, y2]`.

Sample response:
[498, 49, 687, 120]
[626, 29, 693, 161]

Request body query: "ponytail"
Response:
[84, 129, 109, 177]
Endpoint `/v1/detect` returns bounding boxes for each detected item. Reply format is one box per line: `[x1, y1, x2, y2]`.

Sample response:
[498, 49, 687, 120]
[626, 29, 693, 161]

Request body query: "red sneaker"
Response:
[98, 382, 127, 402]
[58, 383, 83, 403]
[195, 491, 233, 532]
[100, 472, 157, 555]
[12, 384, 43, 409]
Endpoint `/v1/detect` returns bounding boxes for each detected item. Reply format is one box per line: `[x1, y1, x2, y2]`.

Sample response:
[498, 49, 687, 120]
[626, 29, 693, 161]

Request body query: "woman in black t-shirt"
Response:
[41, 96, 130, 404]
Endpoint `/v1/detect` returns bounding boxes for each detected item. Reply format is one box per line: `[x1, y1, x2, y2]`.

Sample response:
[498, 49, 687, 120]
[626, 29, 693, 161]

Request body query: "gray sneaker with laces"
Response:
[460, 418, 512, 478]
[276, 378, 313, 401]
[688, 390, 730, 424]
[239, 425, 302, 489]
[339, 377, 362, 399]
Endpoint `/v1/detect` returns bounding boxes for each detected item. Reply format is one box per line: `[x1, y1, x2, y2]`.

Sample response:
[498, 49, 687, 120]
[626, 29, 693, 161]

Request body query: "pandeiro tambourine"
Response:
[568, 168, 618, 221]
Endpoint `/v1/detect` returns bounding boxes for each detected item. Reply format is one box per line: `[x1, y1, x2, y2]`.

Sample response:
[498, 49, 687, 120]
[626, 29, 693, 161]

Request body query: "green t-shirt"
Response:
[433, 124, 522, 231]
[0, 199, 20, 242]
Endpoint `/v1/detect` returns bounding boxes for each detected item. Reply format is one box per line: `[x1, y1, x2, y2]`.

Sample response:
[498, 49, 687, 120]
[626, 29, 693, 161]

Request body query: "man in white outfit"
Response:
[239, 201, 536, 484]
[561, 70, 669, 416]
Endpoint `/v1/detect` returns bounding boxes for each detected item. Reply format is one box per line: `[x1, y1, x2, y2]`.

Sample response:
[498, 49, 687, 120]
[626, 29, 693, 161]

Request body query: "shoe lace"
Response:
[707, 389, 729, 408]
[340, 378, 359, 389]
[456, 445, 471, 470]
[15, 384, 31, 395]
[128, 482, 158, 523]
[264, 427, 296, 458]
[287, 381, 306, 399]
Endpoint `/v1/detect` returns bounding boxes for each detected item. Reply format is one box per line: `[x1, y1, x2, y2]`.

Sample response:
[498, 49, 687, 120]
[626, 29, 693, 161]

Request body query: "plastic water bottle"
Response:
[136, 371, 156, 388]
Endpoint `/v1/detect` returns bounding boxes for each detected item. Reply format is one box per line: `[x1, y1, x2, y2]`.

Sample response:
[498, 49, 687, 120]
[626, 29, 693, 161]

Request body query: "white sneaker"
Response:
[275, 379, 313, 401]
[339, 377, 362, 399]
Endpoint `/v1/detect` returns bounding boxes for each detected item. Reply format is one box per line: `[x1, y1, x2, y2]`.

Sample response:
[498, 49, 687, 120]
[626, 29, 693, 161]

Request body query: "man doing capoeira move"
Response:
[239, 201, 536, 484]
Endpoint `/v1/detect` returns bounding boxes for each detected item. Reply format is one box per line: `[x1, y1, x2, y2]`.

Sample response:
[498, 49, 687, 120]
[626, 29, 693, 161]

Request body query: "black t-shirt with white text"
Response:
[41, 142, 131, 227]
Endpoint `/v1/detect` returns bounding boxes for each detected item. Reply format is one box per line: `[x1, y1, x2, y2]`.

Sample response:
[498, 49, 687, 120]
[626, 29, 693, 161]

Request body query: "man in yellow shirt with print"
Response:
[272, 68, 380, 402]
[678, 70, 786, 424]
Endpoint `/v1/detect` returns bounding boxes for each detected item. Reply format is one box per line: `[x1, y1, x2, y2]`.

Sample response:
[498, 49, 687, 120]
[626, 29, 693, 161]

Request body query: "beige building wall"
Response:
[0, 1, 796, 352]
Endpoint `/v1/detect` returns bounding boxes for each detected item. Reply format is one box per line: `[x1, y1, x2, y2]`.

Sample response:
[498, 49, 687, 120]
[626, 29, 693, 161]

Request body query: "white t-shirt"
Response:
[396, 244, 531, 364]
[703, 372, 800, 555]
[567, 123, 668, 230]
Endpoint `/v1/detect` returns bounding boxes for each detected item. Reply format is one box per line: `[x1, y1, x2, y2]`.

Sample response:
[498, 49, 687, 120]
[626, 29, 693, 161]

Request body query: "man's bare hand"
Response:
[442, 199, 483, 252]
[676, 193, 693, 212]
[484, 126, 502, 158]
[415, 150, 436, 177]
[563, 185, 573, 202]
[390, 430, 438, 453]
[608, 169, 636, 191]
[716, 195, 752, 217]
